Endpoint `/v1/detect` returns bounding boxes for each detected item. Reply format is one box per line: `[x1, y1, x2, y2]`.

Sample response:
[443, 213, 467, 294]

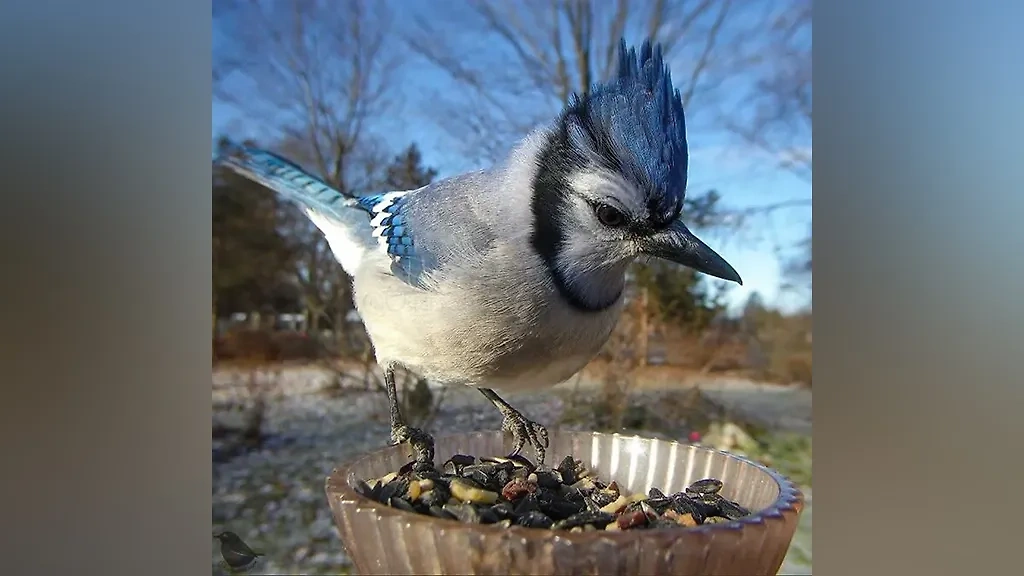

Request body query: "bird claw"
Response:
[390, 424, 435, 464]
[501, 410, 550, 464]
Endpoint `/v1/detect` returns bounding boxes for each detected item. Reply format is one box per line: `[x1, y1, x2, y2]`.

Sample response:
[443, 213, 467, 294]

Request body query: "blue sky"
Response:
[212, 1, 811, 314]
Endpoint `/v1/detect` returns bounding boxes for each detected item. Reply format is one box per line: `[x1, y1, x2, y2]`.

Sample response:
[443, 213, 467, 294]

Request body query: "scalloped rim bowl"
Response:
[326, 430, 804, 576]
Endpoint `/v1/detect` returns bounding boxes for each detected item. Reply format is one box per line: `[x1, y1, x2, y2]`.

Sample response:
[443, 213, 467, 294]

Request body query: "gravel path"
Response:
[212, 367, 811, 575]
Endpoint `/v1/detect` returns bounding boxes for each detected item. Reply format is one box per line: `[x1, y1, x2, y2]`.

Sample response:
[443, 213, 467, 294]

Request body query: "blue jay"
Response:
[216, 40, 741, 466]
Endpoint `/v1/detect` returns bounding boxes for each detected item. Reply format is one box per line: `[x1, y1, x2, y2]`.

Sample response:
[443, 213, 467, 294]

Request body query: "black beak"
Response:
[643, 220, 743, 285]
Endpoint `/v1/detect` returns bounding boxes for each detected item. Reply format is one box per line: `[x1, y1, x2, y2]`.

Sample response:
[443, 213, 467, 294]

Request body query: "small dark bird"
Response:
[215, 531, 264, 573]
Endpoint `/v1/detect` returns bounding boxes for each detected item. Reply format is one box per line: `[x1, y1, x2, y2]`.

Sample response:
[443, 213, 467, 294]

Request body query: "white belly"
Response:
[353, 256, 623, 392]
[481, 351, 599, 392]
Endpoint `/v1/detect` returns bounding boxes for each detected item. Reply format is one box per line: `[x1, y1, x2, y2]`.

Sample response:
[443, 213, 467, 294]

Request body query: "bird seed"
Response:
[356, 453, 753, 532]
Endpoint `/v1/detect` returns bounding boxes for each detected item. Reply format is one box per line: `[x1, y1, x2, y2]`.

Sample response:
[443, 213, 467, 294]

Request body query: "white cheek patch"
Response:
[567, 170, 644, 215]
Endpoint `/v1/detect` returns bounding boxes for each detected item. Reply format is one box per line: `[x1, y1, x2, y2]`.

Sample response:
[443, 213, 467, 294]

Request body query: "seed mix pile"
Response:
[354, 453, 752, 532]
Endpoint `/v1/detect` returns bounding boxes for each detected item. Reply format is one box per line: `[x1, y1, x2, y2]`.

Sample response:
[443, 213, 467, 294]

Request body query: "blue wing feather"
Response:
[359, 190, 432, 282]
[215, 140, 433, 284]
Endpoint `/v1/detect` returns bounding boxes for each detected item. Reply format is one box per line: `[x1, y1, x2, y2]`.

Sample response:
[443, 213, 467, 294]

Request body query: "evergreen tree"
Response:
[385, 144, 438, 190]
[212, 136, 301, 318]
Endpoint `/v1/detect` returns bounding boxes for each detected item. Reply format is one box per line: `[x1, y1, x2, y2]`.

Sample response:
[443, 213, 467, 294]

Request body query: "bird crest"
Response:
[563, 39, 688, 227]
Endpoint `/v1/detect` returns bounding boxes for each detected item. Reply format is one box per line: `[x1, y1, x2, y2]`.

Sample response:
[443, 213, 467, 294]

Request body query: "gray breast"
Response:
[355, 242, 623, 391]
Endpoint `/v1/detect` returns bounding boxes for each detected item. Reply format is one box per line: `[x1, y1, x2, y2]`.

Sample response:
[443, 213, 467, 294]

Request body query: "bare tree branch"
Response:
[724, 0, 811, 181]
[403, 0, 749, 165]
[679, 0, 731, 108]
[602, 0, 631, 77]
[214, 0, 397, 342]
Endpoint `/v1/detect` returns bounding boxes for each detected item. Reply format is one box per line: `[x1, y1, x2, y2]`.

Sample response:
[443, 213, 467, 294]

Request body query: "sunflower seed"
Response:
[460, 463, 495, 476]
[718, 499, 751, 520]
[543, 499, 583, 521]
[644, 496, 673, 514]
[513, 493, 541, 515]
[670, 495, 708, 524]
[467, 469, 498, 490]
[686, 478, 724, 496]
[378, 476, 410, 503]
[490, 502, 517, 521]
[448, 454, 476, 467]
[517, 511, 553, 529]
[388, 496, 416, 513]
[533, 469, 563, 489]
[508, 454, 536, 471]
[552, 511, 616, 531]
[443, 503, 481, 523]
[478, 507, 500, 524]
[556, 455, 580, 485]
[590, 489, 618, 508]
[353, 480, 374, 499]
[442, 454, 475, 475]
[428, 505, 453, 519]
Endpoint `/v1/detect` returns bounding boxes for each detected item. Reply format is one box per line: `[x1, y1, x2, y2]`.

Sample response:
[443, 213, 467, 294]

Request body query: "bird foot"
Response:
[500, 409, 550, 465]
[390, 423, 435, 464]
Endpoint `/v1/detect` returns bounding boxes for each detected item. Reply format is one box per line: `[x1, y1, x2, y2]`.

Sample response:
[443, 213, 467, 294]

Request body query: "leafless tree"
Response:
[405, 0, 757, 165]
[213, 0, 397, 341]
[725, 0, 811, 180]
[718, 0, 811, 292]
[781, 222, 812, 298]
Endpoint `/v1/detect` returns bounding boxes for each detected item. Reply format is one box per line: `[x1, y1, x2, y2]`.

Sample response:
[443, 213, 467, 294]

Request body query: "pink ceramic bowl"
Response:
[326, 430, 803, 576]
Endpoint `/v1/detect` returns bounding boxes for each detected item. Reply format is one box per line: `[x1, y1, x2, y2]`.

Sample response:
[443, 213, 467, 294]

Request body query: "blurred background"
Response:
[211, 0, 811, 573]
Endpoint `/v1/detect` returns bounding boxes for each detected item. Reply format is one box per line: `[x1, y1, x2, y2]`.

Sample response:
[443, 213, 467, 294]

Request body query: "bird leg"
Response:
[479, 388, 550, 464]
[385, 365, 435, 465]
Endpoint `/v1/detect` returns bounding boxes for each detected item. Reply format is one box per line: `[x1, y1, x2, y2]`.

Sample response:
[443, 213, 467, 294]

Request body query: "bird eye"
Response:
[596, 204, 626, 227]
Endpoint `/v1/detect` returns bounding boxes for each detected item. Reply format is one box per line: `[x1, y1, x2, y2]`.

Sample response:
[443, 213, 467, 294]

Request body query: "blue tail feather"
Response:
[214, 140, 362, 220]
